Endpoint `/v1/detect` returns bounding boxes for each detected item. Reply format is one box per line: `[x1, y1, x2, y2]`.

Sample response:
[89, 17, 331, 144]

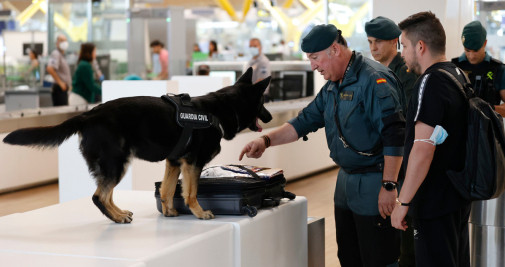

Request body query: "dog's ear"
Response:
[235, 67, 253, 85]
[254, 76, 271, 94]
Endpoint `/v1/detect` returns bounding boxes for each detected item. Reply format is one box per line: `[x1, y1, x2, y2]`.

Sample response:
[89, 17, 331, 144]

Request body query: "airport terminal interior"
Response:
[0, 0, 505, 266]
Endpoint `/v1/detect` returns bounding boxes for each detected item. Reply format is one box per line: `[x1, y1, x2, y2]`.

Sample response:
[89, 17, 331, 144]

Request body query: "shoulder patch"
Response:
[376, 78, 387, 84]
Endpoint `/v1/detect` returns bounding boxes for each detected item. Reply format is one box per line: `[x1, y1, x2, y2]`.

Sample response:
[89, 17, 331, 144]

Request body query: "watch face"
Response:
[383, 182, 396, 191]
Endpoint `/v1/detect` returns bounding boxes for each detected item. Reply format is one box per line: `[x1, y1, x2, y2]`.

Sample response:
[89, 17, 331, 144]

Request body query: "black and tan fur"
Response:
[3, 68, 272, 223]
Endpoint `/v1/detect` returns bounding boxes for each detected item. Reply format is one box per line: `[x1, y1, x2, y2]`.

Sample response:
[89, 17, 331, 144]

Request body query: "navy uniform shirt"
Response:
[288, 52, 405, 215]
[453, 52, 505, 105]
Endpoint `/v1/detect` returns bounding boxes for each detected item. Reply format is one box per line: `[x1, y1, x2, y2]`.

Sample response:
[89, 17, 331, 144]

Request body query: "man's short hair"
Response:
[250, 38, 261, 46]
[150, 40, 164, 48]
[398, 11, 446, 56]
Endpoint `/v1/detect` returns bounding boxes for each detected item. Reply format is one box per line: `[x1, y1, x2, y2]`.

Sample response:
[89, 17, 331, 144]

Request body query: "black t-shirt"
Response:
[404, 62, 470, 219]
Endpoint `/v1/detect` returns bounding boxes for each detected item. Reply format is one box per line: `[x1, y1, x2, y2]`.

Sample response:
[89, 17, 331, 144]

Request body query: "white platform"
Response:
[0, 191, 307, 267]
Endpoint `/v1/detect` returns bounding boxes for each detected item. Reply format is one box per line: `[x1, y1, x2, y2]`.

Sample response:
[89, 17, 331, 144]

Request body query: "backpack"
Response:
[438, 68, 505, 201]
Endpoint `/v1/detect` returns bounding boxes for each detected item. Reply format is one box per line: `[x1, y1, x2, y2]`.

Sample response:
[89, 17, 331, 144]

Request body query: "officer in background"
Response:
[240, 24, 405, 266]
[366, 16, 418, 105]
[452, 21, 505, 116]
[365, 16, 417, 267]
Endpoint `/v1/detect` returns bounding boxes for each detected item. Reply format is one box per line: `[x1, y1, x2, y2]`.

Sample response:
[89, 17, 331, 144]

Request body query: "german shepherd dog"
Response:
[3, 68, 272, 223]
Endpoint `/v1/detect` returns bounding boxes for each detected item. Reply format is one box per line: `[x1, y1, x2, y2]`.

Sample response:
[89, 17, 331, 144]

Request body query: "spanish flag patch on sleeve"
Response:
[376, 78, 387, 84]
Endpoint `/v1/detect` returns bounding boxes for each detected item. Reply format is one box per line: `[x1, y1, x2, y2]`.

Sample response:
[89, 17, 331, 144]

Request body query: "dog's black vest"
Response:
[161, 94, 217, 159]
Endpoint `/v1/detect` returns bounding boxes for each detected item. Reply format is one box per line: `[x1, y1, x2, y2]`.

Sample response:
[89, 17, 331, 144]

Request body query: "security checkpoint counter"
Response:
[0, 191, 307, 267]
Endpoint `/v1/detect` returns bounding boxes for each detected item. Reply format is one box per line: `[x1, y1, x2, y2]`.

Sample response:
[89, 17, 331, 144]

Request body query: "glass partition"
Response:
[475, 0, 505, 62]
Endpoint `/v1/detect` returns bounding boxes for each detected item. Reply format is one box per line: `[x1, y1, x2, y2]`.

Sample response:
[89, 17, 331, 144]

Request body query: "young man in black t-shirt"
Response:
[391, 12, 471, 267]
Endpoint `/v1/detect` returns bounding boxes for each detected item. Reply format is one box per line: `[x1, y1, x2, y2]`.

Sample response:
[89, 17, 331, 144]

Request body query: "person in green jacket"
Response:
[70, 43, 101, 105]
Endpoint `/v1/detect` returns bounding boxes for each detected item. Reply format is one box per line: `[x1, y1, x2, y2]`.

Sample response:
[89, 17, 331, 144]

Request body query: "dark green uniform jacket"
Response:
[288, 52, 405, 215]
[388, 52, 418, 105]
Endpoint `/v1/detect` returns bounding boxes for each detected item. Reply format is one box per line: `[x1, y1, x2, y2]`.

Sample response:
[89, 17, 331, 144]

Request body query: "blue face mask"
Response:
[414, 125, 448, 145]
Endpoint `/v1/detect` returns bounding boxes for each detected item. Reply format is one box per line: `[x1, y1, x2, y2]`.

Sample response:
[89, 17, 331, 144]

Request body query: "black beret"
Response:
[365, 16, 401, 40]
[301, 24, 339, 53]
[461, 21, 486, 50]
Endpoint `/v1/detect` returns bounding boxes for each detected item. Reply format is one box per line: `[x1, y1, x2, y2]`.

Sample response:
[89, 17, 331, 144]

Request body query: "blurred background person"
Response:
[25, 49, 40, 86]
[150, 40, 169, 80]
[70, 43, 101, 105]
[245, 38, 271, 99]
[47, 34, 71, 106]
[197, 64, 210, 76]
[208, 40, 219, 60]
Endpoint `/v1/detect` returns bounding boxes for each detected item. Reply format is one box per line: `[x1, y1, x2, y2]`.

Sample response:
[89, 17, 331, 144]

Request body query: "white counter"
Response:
[0, 191, 307, 267]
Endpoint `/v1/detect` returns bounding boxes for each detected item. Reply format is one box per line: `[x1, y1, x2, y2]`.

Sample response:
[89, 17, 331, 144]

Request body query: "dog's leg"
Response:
[92, 183, 133, 224]
[181, 159, 214, 219]
[160, 159, 180, 217]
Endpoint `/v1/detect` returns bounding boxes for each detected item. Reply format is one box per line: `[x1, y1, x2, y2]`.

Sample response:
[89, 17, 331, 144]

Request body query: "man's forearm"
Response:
[398, 143, 435, 203]
[382, 155, 403, 182]
[266, 123, 299, 147]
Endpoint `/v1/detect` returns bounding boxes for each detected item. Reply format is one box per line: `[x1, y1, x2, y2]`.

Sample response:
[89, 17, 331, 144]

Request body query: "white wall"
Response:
[2, 31, 47, 59]
[372, 0, 474, 59]
[0, 133, 58, 192]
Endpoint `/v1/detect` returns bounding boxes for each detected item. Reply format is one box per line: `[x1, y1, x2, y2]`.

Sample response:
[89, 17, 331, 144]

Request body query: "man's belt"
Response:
[345, 163, 384, 174]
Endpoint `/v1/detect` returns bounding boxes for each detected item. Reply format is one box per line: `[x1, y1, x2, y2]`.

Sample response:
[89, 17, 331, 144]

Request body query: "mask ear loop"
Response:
[414, 139, 435, 145]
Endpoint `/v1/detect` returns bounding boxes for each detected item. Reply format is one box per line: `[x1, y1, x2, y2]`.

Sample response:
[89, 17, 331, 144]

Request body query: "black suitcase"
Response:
[154, 173, 296, 217]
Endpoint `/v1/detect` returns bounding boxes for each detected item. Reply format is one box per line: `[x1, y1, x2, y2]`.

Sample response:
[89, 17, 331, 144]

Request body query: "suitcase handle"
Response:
[229, 165, 262, 180]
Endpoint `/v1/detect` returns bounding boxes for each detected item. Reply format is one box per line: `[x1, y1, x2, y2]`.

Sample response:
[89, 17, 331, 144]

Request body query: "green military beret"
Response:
[365, 16, 401, 40]
[301, 24, 340, 53]
[461, 21, 487, 50]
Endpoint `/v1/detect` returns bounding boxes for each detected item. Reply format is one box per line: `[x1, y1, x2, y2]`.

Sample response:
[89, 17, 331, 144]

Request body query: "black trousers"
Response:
[412, 204, 471, 267]
[399, 215, 415, 267]
[334, 206, 401, 267]
[52, 83, 68, 106]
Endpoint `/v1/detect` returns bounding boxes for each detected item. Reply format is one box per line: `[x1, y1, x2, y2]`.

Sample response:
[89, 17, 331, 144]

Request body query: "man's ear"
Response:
[417, 40, 426, 55]
[332, 42, 340, 56]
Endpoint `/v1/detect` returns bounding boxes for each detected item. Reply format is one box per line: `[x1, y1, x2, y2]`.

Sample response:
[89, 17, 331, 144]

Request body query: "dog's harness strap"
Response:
[162, 94, 218, 159]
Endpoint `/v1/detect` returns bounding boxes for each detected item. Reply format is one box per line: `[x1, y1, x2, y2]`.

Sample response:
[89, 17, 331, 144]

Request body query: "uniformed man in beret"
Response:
[366, 16, 418, 106]
[452, 20, 505, 116]
[240, 24, 405, 266]
[366, 16, 417, 267]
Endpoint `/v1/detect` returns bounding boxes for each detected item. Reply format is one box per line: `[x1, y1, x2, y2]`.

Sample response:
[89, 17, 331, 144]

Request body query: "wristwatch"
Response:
[381, 180, 398, 191]
[396, 199, 411, 206]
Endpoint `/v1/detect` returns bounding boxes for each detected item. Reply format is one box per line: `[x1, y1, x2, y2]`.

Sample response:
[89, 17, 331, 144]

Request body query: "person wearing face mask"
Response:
[47, 34, 72, 106]
[391, 12, 470, 267]
[245, 38, 271, 90]
[240, 24, 406, 267]
[451, 21, 505, 117]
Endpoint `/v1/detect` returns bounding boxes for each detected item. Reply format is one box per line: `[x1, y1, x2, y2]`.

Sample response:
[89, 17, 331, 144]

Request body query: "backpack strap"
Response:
[437, 68, 473, 99]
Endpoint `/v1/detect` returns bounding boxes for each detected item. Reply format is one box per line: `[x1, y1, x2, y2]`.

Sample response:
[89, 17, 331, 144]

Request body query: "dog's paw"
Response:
[122, 210, 133, 217]
[197, 210, 215, 220]
[115, 211, 133, 223]
[163, 208, 179, 217]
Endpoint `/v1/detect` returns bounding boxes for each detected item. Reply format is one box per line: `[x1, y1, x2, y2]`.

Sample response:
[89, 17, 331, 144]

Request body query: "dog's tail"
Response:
[3, 115, 83, 148]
